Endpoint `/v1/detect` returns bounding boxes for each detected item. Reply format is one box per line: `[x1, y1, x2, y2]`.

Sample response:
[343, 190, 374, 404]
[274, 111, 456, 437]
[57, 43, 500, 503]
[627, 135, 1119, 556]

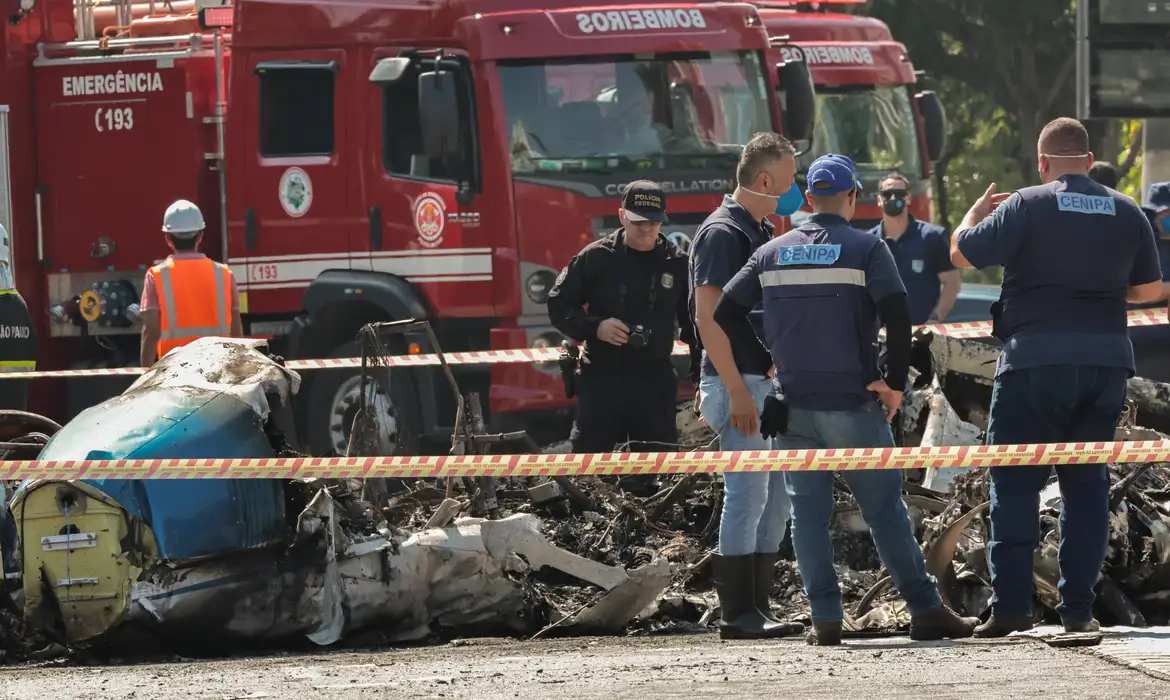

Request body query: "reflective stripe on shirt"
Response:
[155, 259, 231, 341]
[761, 268, 867, 288]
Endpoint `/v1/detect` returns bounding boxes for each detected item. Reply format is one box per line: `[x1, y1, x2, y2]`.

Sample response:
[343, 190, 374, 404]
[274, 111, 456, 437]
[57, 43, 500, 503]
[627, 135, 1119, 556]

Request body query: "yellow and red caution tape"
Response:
[5, 440, 1168, 480]
[3, 308, 1167, 381]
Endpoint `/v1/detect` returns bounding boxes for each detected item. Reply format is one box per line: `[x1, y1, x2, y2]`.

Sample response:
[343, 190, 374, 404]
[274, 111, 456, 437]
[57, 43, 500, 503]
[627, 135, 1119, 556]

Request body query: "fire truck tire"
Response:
[303, 340, 420, 458]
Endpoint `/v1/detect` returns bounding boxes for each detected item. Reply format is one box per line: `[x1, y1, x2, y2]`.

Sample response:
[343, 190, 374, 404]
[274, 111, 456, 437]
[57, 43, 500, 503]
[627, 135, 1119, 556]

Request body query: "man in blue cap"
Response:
[713, 153, 978, 645]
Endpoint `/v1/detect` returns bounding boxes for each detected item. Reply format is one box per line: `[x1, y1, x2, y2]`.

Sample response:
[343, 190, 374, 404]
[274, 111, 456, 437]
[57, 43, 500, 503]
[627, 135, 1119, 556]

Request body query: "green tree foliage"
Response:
[839, 2, 1146, 285]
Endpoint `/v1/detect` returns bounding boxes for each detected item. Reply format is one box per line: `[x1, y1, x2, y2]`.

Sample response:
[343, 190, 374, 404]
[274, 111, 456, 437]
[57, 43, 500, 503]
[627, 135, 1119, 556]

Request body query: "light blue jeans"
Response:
[779, 401, 942, 622]
[698, 373, 791, 556]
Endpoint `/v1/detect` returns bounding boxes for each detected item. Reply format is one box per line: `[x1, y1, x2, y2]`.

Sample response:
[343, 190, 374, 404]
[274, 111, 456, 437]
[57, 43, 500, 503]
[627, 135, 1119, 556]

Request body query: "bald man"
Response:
[950, 117, 1163, 637]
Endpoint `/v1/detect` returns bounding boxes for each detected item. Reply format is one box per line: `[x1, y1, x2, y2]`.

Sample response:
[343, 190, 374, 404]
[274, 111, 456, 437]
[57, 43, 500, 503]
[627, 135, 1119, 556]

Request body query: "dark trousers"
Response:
[570, 363, 678, 453]
[985, 364, 1128, 623]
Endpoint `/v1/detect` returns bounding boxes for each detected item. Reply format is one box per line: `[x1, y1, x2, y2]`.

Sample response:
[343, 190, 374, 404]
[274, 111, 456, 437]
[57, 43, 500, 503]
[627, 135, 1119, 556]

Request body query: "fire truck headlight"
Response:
[525, 270, 558, 304]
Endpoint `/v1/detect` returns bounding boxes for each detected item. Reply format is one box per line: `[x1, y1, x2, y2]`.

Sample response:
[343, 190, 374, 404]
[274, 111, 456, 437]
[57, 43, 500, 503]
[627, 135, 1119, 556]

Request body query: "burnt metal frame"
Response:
[357, 318, 541, 518]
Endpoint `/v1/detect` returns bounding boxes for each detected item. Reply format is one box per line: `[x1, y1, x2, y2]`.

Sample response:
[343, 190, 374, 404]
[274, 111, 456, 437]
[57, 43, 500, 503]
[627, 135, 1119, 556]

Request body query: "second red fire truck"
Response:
[753, 0, 947, 229]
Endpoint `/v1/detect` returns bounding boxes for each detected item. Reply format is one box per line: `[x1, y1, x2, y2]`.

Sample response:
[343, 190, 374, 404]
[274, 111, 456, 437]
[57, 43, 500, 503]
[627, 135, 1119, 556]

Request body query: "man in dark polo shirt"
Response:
[868, 172, 962, 324]
[689, 132, 806, 640]
[952, 117, 1163, 637]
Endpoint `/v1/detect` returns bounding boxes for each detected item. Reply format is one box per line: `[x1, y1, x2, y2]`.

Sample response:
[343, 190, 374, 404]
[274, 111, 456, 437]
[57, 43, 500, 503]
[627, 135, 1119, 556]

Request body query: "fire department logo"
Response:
[414, 192, 447, 248]
[278, 167, 313, 218]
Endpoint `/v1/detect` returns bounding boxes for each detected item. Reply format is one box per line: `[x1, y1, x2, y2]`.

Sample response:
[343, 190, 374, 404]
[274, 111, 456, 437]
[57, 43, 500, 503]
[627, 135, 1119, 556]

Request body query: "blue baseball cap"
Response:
[807, 154, 862, 196]
[1144, 182, 1170, 215]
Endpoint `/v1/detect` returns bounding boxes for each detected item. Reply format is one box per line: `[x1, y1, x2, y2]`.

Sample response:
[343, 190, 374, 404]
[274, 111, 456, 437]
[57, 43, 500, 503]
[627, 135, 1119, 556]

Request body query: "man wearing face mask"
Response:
[868, 172, 961, 325]
[1139, 182, 1170, 305]
[951, 117, 1163, 637]
[688, 132, 806, 640]
[547, 181, 700, 456]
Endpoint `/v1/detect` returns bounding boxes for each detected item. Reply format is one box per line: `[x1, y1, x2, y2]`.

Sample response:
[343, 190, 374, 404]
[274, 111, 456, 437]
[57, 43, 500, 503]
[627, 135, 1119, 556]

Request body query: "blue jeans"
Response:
[985, 365, 1127, 624]
[778, 401, 942, 622]
[698, 373, 791, 556]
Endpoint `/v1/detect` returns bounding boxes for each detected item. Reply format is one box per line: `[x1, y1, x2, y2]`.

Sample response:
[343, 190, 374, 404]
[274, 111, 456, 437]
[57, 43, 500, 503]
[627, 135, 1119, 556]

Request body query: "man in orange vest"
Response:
[139, 199, 242, 367]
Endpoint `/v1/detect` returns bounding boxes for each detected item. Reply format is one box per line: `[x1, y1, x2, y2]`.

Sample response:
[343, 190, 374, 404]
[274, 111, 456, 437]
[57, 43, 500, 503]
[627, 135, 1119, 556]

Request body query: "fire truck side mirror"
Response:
[418, 70, 462, 161]
[776, 58, 816, 146]
[916, 90, 947, 164]
[369, 57, 412, 85]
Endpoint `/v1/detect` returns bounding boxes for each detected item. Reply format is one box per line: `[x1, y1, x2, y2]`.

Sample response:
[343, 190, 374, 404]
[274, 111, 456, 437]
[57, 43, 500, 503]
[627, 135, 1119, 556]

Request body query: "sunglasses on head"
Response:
[880, 189, 909, 198]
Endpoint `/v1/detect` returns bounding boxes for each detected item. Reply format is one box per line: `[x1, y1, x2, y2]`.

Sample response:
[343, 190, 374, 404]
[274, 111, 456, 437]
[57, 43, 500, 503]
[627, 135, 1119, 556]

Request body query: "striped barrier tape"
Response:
[3, 440, 1168, 479]
[2, 308, 1167, 381]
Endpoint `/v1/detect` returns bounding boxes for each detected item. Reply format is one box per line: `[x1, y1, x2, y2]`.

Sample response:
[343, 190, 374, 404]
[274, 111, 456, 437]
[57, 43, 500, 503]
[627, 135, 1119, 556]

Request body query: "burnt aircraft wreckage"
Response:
[0, 331, 670, 652]
[4, 315, 1170, 655]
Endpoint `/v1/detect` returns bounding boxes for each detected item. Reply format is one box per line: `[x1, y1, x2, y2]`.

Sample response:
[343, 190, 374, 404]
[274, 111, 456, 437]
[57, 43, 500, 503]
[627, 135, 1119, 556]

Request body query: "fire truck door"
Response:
[363, 49, 493, 312]
[238, 50, 359, 313]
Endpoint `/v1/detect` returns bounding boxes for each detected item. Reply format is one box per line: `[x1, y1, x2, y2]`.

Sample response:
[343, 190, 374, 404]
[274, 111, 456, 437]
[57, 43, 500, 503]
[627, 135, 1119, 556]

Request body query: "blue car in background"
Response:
[946, 283, 999, 324]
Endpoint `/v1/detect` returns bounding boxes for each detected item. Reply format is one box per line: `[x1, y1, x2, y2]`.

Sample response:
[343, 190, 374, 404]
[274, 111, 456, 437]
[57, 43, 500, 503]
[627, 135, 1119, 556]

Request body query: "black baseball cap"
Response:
[621, 180, 669, 224]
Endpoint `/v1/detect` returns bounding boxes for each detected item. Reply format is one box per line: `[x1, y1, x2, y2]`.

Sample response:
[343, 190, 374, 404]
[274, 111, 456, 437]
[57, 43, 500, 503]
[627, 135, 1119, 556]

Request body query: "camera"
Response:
[627, 324, 651, 350]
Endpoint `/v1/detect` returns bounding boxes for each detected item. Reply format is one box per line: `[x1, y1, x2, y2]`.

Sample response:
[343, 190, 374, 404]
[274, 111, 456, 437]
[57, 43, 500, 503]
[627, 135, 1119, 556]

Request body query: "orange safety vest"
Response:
[149, 256, 233, 359]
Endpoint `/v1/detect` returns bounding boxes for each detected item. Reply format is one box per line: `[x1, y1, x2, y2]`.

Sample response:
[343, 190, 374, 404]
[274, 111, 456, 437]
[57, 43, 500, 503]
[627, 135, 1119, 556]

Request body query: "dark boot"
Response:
[753, 553, 805, 635]
[713, 554, 803, 640]
[973, 613, 1034, 638]
[1063, 618, 1100, 634]
[806, 619, 842, 646]
[909, 604, 979, 641]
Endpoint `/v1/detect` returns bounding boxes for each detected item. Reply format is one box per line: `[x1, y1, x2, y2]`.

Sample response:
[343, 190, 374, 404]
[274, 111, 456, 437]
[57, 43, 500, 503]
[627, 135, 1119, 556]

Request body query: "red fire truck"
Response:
[753, 0, 947, 230]
[4, 0, 817, 455]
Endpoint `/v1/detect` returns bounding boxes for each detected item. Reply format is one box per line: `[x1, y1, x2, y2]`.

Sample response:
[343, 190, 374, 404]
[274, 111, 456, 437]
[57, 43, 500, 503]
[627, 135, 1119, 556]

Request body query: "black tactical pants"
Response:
[569, 363, 679, 454]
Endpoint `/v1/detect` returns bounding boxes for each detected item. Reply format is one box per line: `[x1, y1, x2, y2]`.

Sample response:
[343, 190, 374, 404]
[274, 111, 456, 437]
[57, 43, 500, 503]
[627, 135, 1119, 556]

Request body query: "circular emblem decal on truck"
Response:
[278, 167, 313, 218]
[414, 192, 447, 248]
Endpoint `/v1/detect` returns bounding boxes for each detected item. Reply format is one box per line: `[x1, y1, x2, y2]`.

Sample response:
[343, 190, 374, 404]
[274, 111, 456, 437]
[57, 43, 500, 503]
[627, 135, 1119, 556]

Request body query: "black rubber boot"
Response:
[713, 554, 801, 640]
[753, 552, 805, 635]
[973, 613, 1034, 638]
[806, 620, 842, 646]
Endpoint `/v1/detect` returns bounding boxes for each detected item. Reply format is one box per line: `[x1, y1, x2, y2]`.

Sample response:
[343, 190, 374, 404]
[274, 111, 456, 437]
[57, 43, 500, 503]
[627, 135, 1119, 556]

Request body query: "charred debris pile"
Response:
[3, 326, 1170, 663]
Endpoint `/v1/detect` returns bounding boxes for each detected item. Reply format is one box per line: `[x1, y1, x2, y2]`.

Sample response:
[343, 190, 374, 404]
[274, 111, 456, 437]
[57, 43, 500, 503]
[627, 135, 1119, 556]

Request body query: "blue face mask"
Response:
[774, 182, 804, 217]
[1159, 217, 1170, 237]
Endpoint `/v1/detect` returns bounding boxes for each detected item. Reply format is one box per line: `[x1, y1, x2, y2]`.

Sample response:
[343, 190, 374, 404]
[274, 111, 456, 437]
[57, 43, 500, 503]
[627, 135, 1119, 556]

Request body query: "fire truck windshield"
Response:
[798, 85, 924, 188]
[499, 51, 772, 176]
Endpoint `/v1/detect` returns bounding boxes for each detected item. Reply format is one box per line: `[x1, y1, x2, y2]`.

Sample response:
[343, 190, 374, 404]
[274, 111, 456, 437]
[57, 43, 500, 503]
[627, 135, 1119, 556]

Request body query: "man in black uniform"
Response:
[547, 181, 699, 453]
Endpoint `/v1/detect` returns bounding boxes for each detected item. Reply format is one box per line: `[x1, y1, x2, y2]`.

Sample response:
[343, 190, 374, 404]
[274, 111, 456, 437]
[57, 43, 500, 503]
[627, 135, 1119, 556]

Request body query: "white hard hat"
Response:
[162, 199, 205, 236]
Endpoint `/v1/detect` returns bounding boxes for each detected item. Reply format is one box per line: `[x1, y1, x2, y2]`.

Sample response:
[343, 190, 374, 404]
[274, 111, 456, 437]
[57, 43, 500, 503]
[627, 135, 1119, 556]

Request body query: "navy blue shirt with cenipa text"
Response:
[723, 213, 906, 410]
[868, 216, 955, 324]
[956, 174, 1162, 378]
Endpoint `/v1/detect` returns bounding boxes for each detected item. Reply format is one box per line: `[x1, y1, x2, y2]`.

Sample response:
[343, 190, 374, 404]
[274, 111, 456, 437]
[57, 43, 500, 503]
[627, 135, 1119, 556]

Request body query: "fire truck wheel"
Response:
[304, 340, 411, 457]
